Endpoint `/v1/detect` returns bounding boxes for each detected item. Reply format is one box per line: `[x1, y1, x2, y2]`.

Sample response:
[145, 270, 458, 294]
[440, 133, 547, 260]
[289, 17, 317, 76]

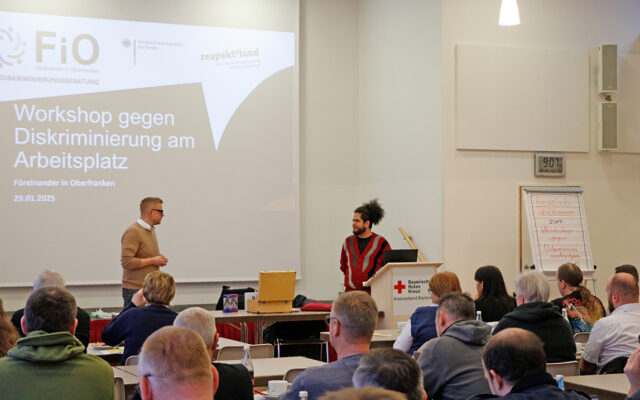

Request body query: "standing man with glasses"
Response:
[121, 197, 168, 308]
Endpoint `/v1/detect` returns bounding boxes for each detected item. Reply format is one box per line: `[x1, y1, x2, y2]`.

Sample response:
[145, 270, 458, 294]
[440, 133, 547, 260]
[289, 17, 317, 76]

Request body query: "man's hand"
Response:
[625, 347, 640, 396]
[152, 254, 168, 267]
[131, 289, 148, 307]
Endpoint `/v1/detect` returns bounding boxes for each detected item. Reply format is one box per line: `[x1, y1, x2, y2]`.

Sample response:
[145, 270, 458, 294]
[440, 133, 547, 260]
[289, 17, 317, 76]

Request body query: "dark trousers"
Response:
[122, 288, 137, 309]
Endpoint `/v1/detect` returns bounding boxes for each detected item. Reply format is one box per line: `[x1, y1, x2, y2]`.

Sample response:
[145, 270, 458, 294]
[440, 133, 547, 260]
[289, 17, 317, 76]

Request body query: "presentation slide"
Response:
[0, 3, 300, 286]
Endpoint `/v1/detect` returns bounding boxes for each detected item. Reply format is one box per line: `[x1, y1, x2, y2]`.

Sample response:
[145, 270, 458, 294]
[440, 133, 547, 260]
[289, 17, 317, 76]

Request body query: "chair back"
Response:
[546, 360, 580, 376]
[573, 332, 590, 344]
[114, 377, 125, 400]
[125, 355, 140, 366]
[216, 344, 274, 360]
[284, 368, 306, 383]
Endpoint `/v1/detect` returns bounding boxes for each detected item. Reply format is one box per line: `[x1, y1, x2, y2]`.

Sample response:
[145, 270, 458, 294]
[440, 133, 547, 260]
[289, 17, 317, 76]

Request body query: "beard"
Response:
[353, 226, 365, 235]
[608, 295, 615, 314]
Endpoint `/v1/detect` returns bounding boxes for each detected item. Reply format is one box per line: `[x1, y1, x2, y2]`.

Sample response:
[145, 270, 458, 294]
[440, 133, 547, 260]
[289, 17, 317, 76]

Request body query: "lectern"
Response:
[363, 262, 442, 329]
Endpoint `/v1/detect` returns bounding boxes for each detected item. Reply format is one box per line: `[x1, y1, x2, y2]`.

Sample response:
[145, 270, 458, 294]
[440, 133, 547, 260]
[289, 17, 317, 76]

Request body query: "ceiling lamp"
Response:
[499, 0, 520, 26]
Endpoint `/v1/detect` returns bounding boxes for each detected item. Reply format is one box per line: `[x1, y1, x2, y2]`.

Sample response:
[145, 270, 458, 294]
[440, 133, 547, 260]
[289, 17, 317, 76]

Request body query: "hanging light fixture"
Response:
[499, 0, 520, 26]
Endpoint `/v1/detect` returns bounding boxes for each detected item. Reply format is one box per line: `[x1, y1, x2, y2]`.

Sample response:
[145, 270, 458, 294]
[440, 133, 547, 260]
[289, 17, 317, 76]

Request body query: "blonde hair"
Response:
[143, 271, 175, 306]
[428, 272, 462, 298]
[140, 197, 163, 215]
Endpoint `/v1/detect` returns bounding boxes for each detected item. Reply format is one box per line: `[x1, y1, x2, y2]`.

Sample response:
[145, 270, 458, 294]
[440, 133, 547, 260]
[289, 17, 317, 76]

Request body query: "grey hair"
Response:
[138, 326, 212, 391]
[437, 292, 475, 321]
[332, 291, 378, 342]
[174, 307, 217, 350]
[514, 271, 550, 303]
[352, 348, 423, 400]
[34, 270, 65, 290]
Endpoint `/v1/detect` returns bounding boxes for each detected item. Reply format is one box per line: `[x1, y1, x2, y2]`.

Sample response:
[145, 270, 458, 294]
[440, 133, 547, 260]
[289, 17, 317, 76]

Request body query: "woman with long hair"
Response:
[474, 265, 517, 322]
[393, 271, 462, 355]
[0, 298, 19, 357]
[552, 263, 605, 333]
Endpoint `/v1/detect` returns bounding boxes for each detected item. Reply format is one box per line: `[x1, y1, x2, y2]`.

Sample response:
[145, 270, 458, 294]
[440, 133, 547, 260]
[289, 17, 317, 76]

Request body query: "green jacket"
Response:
[0, 330, 114, 400]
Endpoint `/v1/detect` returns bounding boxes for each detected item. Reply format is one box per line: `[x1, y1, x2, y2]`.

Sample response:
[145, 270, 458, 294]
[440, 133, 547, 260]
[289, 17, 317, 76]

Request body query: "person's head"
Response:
[329, 291, 378, 348]
[482, 328, 546, 396]
[143, 271, 175, 306]
[0, 298, 19, 357]
[33, 270, 66, 291]
[606, 272, 640, 313]
[139, 326, 214, 400]
[616, 264, 639, 283]
[353, 199, 385, 236]
[320, 387, 406, 400]
[513, 271, 549, 305]
[174, 307, 218, 359]
[140, 197, 164, 226]
[436, 292, 476, 336]
[352, 348, 425, 400]
[474, 265, 510, 300]
[428, 271, 462, 303]
[556, 263, 583, 294]
[22, 287, 77, 335]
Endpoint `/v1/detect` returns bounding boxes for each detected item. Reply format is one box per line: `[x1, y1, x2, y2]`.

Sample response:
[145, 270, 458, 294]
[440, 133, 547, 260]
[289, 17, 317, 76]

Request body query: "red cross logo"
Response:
[394, 280, 406, 294]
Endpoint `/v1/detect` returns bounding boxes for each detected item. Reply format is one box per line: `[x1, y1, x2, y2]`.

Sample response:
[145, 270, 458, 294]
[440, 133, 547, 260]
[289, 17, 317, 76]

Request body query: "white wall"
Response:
[442, 0, 640, 297]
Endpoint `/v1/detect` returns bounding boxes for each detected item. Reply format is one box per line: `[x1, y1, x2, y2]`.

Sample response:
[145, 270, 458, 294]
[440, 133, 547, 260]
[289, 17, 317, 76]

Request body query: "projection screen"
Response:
[0, 0, 300, 286]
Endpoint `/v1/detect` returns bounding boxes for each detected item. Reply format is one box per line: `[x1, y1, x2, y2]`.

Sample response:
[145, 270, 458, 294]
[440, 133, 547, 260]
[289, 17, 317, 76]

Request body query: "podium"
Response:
[364, 262, 442, 329]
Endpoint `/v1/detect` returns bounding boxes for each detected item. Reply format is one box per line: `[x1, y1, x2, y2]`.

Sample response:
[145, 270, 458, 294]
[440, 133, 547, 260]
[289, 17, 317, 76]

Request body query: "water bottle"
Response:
[555, 374, 565, 390]
[299, 391, 309, 400]
[241, 345, 254, 379]
[476, 310, 483, 322]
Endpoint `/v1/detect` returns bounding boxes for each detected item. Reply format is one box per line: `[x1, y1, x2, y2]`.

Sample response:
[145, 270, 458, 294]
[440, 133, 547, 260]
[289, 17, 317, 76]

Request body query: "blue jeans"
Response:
[122, 288, 137, 309]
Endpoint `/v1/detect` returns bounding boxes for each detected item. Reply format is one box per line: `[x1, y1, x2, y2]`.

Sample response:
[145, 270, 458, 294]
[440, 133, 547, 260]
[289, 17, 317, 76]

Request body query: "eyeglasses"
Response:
[152, 209, 164, 215]
[325, 316, 340, 326]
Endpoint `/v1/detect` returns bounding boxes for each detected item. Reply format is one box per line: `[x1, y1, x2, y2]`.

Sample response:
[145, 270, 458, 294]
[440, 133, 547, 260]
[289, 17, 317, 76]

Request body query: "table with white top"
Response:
[115, 356, 325, 387]
[564, 373, 630, 400]
[320, 329, 399, 348]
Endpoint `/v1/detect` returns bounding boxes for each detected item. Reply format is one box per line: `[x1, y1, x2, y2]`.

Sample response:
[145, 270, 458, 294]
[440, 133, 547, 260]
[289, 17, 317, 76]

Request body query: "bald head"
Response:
[606, 272, 639, 312]
[483, 328, 546, 388]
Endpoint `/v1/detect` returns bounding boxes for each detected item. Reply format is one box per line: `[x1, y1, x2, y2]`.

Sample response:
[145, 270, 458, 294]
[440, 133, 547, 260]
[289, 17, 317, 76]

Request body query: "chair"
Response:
[113, 377, 125, 400]
[276, 337, 328, 362]
[124, 355, 140, 366]
[283, 367, 306, 383]
[599, 356, 629, 374]
[412, 350, 421, 361]
[546, 360, 580, 376]
[573, 332, 590, 344]
[216, 344, 274, 360]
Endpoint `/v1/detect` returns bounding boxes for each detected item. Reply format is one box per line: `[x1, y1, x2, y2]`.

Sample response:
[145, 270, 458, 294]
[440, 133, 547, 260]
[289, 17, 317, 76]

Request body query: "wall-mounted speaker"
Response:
[598, 102, 618, 150]
[598, 44, 618, 93]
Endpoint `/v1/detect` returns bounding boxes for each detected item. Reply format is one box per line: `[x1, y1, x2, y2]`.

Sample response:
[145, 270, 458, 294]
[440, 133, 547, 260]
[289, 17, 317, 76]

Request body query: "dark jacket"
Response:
[468, 372, 589, 400]
[493, 301, 576, 362]
[418, 320, 491, 400]
[475, 296, 517, 322]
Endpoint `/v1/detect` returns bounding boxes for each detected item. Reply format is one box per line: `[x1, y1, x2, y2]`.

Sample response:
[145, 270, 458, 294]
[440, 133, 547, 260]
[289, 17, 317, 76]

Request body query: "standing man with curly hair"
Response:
[340, 199, 391, 293]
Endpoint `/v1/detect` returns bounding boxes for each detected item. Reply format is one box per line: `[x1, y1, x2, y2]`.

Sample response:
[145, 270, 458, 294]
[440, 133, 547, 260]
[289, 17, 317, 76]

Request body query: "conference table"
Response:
[320, 329, 399, 348]
[212, 310, 331, 344]
[114, 356, 325, 387]
[564, 373, 629, 400]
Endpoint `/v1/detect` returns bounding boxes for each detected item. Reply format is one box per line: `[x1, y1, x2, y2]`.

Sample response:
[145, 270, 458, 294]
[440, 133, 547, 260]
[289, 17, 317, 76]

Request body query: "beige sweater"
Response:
[120, 222, 160, 289]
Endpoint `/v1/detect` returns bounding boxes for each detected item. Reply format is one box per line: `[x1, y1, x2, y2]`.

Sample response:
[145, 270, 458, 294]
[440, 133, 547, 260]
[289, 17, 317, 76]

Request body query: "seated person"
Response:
[474, 265, 517, 322]
[10, 270, 90, 350]
[353, 348, 426, 400]
[320, 387, 406, 400]
[394, 271, 462, 355]
[581, 272, 640, 374]
[624, 347, 640, 399]
[0, 299, 18, 357]
[279, 291, 378, 400]
[0, 287, 113, 400]
[552, 263, 605, 334]
[469, 328, 589, 400]
[102, 271, 177, 364]
[493, 271, 576, 362]
[417, 293, 491, 400]
[138, 326, 216, 400]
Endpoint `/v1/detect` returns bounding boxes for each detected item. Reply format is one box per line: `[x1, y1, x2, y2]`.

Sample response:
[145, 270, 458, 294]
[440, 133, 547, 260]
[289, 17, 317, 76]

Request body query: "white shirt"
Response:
[136, 218, 153, 231]
[393, 320, 414, 352]
[582, 302, 640, 371]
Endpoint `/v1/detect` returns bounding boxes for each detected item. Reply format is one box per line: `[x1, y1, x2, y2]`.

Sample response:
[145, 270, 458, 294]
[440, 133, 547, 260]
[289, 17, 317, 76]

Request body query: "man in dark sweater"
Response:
[10, 270, 90, 351]
[493, 271, 575, 363]
[469, 328, 589, 400]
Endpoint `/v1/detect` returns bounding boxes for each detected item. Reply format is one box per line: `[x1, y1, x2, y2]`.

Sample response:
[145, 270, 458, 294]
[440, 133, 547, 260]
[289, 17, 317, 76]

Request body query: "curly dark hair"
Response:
[354, 199, 385, 227]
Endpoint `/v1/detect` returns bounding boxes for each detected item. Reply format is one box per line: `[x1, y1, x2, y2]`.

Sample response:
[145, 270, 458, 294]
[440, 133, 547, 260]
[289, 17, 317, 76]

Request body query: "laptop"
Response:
[382, 249, 418, 265]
